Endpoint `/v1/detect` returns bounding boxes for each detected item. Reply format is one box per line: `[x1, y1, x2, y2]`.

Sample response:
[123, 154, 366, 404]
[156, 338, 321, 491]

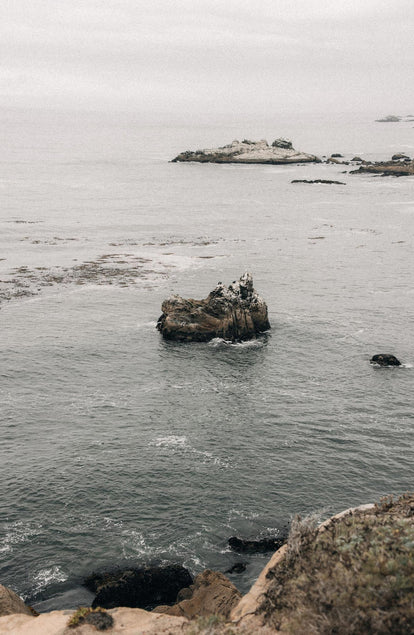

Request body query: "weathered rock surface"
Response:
[84, 564, 193, 610]
[228, 535, 286, 554]
[291, 179, 346, 185]
[370, 354, 401, 366]
[351, 159, 414, 176]
[153, 569, 241, 619]
[172, 138, 319, 164]
[0, 585, 34, 617]
[157, 273, 270, 343]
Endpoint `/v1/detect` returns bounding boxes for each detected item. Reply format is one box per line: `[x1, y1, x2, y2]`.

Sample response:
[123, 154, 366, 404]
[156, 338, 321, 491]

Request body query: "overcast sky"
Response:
[1, 0, 413, 115]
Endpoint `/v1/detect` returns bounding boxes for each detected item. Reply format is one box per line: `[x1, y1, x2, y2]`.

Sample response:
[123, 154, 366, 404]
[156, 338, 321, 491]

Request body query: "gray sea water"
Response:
[1, 107, 413, 610]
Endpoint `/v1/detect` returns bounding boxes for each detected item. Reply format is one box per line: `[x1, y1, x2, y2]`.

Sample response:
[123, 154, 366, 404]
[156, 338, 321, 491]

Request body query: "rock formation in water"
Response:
[84, 564, 193, 610]
[350, 157, 414, 176]
[291, 179, 346, 185]
[157, 273, 270, 343]
[171, 138, 320, 164]
[376, 115, 402, 122]
[228, 535, 287, 554]
[370, 354, 401, 366]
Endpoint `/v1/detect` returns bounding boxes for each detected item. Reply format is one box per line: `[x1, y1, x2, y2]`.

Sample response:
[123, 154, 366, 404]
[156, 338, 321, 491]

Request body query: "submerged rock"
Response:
[157, 273, 270, 343]
[370, 354, 401, 367]
[85, 564, 193, 610]
[228, 536, 286, 554]
[376, 115, 401, 122]
[291, 179, 346, 185]
[171, 138, 319, 164]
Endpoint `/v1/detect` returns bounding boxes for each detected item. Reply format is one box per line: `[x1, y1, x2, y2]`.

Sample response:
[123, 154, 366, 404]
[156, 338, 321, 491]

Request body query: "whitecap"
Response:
[32, 566, 68, 594]
[149, 435, 188, 448]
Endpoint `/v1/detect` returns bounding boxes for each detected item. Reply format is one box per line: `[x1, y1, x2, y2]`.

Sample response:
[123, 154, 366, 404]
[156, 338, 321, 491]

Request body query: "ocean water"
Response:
[0, 107, 413, 610]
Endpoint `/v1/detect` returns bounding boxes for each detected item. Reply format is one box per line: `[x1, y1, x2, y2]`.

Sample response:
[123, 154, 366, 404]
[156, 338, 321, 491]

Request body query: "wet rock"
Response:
[153, 570, 241, 619]
[85, 564, 193, 610]
[172, 139, 319, 164]
[330, 153, 343, 158]
[0, 585, 33, 617]
[392, 153, 411, 161]
[351, 159, 414, 176]
[228, 536, 286, 554]
[157, 273, 270, 343]
[370, 354, 401, 367]
[291, 179, 346, 185]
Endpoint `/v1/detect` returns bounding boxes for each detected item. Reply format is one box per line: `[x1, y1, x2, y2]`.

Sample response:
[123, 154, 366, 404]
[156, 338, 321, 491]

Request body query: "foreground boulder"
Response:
[370, 354, 401, 366]
[228, 536, 286, 554]
[84, 564, 193, 610]
[172, 138, 319, 164]
[157, 273, 270, 343]
[153, 569, 241, 619]
[0, 585, 34, 617]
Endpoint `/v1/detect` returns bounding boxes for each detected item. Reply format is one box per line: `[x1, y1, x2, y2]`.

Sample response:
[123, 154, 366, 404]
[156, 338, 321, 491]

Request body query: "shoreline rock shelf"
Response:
[157, 273, 270, 343]
[172, 138, 320, 164]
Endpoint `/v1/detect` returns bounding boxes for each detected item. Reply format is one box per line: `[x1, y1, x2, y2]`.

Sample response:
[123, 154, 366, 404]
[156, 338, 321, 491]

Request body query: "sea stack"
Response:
[157, 273, 270, 343]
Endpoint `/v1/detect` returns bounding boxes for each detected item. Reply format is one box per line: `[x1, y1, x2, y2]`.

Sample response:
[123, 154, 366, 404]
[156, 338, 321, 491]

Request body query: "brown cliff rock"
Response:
[154, 569, 241, 619]
[0, 585, 33, 617]
[157, 273, 270, 343]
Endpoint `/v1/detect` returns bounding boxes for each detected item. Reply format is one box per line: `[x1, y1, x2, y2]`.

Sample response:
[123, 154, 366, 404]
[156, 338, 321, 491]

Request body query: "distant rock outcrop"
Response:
[157, 273, 270, 343]
[370, 354, 401, 367]
[291, 179, 346, 185]
[171, 139, 319, 164]
[351, 158, 414, 176]
[376, 115, 401, 122]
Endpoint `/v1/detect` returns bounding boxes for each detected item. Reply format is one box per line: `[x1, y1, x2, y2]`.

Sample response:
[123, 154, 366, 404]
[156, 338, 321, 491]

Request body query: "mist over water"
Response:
[1, 107, 413, 610]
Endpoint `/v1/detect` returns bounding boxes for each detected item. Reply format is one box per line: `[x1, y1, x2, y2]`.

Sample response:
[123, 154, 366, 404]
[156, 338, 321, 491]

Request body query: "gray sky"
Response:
[1, 0, 413, 114]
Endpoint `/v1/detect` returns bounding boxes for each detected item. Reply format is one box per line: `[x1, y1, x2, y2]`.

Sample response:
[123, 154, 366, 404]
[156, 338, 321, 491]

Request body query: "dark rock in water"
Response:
[376, 115, 401, 122]
[225, 562, 247, 574]
[228, 536, 285, 554]
[392, 153, 411, 161]
[330, 153, 343, 158]
[85, 564, 193, 610]
[157, 272, 270, 343]
[272, 137, 293, 149]
[291, 179, 346, 185]
[370, 354, 401, 367]
[351, 159, 414, 177]
[351, 156, 363, 162]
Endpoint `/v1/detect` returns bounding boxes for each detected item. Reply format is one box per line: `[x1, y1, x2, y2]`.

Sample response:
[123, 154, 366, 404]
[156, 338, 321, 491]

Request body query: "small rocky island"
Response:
[350, 155, 414, 177]
[172, 138, 320, 164]
[157, 273, 270, 342]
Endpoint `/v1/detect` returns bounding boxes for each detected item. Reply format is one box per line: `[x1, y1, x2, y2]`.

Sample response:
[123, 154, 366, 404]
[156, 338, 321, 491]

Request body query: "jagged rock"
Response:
[0, 585, 33, 617]
[157, 273, 270, 343]
[272, 138, 293, 149]
[291, 179, 346, 185]
[85, 564, 193, 610]
[370, 354, 401, 367]
[228, 536, 286, 554]
[153, 570, 241, 619]
[171, 139, 319, 164]
[351, 159, 414, 176]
